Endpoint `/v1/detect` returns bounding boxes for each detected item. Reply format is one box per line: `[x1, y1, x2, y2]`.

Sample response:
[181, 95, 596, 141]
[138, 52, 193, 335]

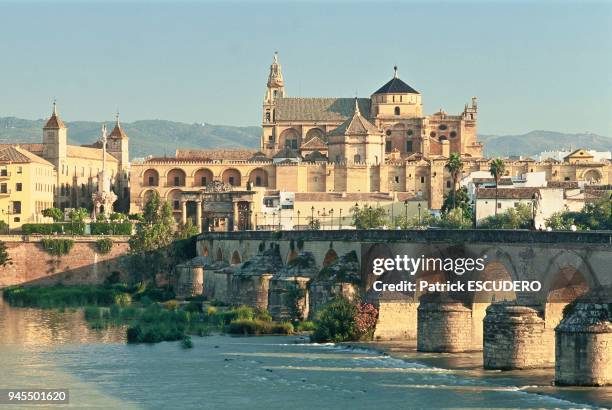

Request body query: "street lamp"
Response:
[531, 193, 537, 230]
[339, 208, 343, 229]
[311, 206, 315, 230]
[404, 200, 409, 223]
[417, 202, 422, 225]
[329, 208, 334, 230]
[297, 210, 301, 231]
[272, 212, 276, 231]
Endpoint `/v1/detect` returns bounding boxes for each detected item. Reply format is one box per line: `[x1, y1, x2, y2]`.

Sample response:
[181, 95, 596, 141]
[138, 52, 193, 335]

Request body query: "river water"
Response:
[0, 298, 610, 409]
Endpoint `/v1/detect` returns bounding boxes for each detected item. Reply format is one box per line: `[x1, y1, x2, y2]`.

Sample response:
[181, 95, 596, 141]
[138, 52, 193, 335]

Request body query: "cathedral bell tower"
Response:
[42, 100, 67, 169]
[262, 51, 285, 153]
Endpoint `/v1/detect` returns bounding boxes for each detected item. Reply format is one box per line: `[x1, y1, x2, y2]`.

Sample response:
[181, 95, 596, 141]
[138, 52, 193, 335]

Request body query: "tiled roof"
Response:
[303, 151, 328, 162]
[548, 181, 579, 189]
[175, 149, 261, 161]
[0, 145, 53, 166]
[44, 113, 66, 129]
[109, 123, 128, 139]
[274, 98, 371, 122]
[476, 187, 541, 200]
[373, 77, 419, 95]
[67, 145, 118, 162]
[0, 143, 44, 156]
[328, 104, 379, 137]
[301, 136, 327, 149]
[273, 147, 300, 159]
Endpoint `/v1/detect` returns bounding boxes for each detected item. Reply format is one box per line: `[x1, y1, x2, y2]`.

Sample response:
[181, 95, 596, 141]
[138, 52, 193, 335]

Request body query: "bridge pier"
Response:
[483, 303, 550, 370]
[555, 302, 612, 386]
[175, 263, 204, 299]
[417, 301, 473, 352]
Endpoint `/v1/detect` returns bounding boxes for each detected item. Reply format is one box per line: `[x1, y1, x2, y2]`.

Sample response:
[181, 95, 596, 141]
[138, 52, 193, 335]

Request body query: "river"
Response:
[0, 298, 610, 409]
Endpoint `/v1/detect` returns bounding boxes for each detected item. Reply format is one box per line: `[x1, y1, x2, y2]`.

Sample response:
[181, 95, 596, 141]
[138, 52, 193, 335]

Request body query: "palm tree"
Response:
[489, 158, 506, 216]
[445, 153, 463, 209]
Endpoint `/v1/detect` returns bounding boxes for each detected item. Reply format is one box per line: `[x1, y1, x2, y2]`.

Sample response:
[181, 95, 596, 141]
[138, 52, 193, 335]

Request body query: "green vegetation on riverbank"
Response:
[2, 285, 301, 346]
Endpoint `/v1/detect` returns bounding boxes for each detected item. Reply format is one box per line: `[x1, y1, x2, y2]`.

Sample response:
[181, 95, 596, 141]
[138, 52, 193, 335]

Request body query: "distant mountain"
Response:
[480, 130, 612, 158]
[1, 117, 610, 159]
[0, 117, 261, 158]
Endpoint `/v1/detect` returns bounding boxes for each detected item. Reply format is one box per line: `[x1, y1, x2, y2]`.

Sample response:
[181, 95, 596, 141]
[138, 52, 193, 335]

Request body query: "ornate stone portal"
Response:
[92, 125, 117, 219]
[180, 181, 255, 232]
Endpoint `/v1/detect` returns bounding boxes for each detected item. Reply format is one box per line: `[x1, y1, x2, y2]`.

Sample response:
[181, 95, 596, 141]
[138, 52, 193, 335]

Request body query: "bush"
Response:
[227, 319, 293, 335]
[40, 239, 74, 256]
[96, 238, 114, 254]
[255, 309, 272, 322]
[311, 297, 378, 343]
[2, 285, 129, 309]
[90, 222, 132, 235]
[295, 321, 317, 332]
[163, 300, 179, 311]
[22, 223, 85, 235]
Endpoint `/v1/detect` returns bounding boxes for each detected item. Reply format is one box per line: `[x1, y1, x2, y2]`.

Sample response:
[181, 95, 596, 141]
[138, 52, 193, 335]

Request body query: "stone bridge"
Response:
[191, 229, 611, 385]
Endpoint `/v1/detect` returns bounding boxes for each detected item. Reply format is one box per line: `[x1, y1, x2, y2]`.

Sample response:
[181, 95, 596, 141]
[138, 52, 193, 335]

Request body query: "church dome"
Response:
[373, 66, 419, 95]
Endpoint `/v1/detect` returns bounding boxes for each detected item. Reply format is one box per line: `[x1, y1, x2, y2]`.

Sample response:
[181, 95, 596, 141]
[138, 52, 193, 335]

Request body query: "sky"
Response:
[0, 0, 611, 137]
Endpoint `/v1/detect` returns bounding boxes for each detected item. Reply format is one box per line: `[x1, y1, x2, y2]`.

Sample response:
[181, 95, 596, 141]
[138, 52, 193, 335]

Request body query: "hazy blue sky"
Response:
[0, 0, 611, 136]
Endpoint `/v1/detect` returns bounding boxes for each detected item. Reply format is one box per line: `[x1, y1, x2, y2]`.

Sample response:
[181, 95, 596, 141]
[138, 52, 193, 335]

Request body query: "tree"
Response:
[489, 158, 506, 216]
[441, 187, 472, 221]
[0, 240, 11, 267]
[480, 203, 532, 229]
[128, 192, 176, 283]
[445, 153, 464, 210]
[42, 207, 64, 222]
[545, 196, 611, 231]
[438, 208, 472, 229]
[68, 207, 89, 223]
[175, 219, 199, 240]
[351, 205, 388, 229]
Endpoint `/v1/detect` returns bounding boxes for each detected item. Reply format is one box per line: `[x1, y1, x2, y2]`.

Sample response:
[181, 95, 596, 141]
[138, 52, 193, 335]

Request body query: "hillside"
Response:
[1, 117, 610, 159]
[0, 117, 262, 158]
[480, 130, 612, 157]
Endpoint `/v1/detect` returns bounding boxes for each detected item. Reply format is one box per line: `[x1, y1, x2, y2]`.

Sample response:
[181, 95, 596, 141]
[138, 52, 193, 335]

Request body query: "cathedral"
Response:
[261, 52, 483, 161]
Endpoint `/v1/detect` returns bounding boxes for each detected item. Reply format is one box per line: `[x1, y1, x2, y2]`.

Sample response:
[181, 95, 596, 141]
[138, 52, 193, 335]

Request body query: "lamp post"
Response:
[417, 202, 422, 225]
[339, 208, 343, 229]
[329, 208, 334, 230]
[471, 200, 476, 228]
[255, 212, 258, 231]
[531, 193, 537, 230]
[404, 200, 408, 223]
[297, 210, 300, 231]
[272, 212, 276, 231]
[311, 206, 315, 230]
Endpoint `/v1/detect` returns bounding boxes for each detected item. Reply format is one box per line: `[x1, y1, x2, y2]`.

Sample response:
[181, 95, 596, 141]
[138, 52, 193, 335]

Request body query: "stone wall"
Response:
[374, 301, 418, 340]
[0, 235, 130, 287]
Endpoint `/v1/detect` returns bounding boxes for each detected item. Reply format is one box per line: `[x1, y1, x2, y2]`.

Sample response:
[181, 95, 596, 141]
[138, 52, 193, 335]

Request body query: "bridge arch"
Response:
[231, 250, 242, 265]
[322, 249, 338, 268]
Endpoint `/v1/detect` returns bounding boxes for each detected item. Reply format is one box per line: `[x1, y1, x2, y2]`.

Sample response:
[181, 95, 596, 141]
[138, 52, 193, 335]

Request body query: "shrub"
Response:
[163, 300, 179, 311]
[96, 238, 114, 254]
[22, 223, 85, 235]
[114, 293, 132, 307]
[181, 336, 193, 349]
[296, 321, 317, 332]
[184, 302, 202, 313]
[40, 239, 74, 256]
[255, 309, 272, 322]
[311, 297, 378, 343]
[2, 285, 128, 308]
[90, 222, 132, 235]
[227, 319, 293, 335]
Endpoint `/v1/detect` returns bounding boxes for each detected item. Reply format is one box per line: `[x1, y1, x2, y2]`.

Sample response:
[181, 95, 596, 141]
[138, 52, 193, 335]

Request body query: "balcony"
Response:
[0, 188, 11, 197]
[0, 171, 10, 180]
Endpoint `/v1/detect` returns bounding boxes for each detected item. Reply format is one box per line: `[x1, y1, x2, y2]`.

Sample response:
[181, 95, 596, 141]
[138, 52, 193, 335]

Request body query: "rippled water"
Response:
[0, 298, 610, 409]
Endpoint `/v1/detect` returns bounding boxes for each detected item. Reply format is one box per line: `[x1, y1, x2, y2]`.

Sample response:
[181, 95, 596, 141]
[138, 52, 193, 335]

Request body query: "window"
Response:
[0, 169, 7, 177]
[255, 176, 262, 186]
[148, 176, 155, 186]
[394, 106, 400, 115]
[564, 177, 570, 181]
[268, 135, 274, 142]
[385, 141, 392, 152]
[0, 183, 7, 194]
[385, 129, 392, 136]
[286, 139, 298, 149]
[353, 154, 361, 163]
[228, 176, 235, 186]
[406, 141, 413, 152]
[394, 176, 400, 183]
[430, 131, 436, 138]
[16, 183, 22, 192]
[201, 177, 208, 186]
[17, 166, 22, 174]
[265, 111, 271, 122]
[173, 200, 180, 210]
[420, 176, 425, 184]
[174, 176, 180, 186]
[497, 203, 502, 209]
[438, 124, 448, 130]
[13, 201, 21, 214]
[273, 90, 278, 97]
[446, 181, 451, 188]
[407, 129, 413, 136]
[450, 131, 457, 138]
